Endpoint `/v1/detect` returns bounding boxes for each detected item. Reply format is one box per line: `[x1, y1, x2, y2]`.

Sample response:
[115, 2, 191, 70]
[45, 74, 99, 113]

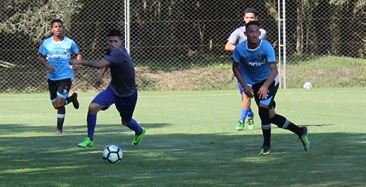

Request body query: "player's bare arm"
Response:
[224, 42, 236, 52]
[232, 63, 254, 97]
[95, 66, 108, 88]
[38, 53, 54, 72]
[258, 63, 278, 99]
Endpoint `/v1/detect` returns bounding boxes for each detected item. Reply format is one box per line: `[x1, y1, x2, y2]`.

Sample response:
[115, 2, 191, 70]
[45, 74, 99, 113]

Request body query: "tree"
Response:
[0, 0, 82, 43]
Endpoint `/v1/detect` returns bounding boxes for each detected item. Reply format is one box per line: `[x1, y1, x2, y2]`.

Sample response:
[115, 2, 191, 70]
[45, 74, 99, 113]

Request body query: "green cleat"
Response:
[258, 145, 270, 155]
[78, 137, 93, 148]
[247, 116, 254, 130]
[299, 127, 310, 151]
[235, 120, 244, 131]
[132, 127, 146, 145]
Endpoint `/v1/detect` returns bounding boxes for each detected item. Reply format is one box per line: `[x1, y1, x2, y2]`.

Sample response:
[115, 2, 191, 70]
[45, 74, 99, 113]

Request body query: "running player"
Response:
[38, 19, 81, 135]
[231, 21, 310, 155]
[72, 29, 146, 148]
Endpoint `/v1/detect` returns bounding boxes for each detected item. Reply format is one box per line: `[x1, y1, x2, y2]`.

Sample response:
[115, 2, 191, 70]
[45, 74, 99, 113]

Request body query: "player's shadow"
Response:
[303, 123, 335, 127]
[0, 123, 172, 135]
[67, 122, 172, 134]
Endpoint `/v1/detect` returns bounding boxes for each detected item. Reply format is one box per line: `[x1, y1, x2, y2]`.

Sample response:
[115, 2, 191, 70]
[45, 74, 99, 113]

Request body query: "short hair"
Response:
[50, 19, 63, 27]
[108, 29, 122, 38]
[245, 21, 261, 30]
[242, 8, 259, 16]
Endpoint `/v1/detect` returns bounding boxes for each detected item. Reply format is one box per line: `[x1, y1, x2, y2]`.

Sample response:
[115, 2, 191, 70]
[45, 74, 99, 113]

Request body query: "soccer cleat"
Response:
[78, 137, 94, 148]
[235, 120, 244, 131]
[132, 127, 146, 145]
[247, 116, 254, 130]
[299, 127, 310, 151]
[258, 145, 270, 155]
[72, 93, 79, 109]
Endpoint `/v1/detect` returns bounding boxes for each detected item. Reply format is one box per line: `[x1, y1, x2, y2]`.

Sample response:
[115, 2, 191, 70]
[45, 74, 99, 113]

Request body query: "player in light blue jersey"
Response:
[225, 8, 266, 131]
[232, 21, 310, 155]
[71, 29, 146, 148]
[38, 19, 82, 135]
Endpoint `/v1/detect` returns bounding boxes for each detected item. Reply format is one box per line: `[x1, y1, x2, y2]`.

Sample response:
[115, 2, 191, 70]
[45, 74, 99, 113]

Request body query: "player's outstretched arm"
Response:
[71, 58, 110, 69]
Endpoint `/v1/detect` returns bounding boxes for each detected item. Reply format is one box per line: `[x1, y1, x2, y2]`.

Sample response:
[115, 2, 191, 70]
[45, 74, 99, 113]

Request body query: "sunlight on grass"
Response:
[0, 166, 81, 174]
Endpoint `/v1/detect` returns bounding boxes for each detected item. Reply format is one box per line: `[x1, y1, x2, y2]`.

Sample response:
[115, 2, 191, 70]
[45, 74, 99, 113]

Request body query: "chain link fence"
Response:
[1, 1, 365, 93]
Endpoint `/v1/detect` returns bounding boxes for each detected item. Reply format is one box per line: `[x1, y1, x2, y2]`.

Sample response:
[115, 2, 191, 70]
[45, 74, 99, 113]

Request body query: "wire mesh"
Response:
[0, 1, 365, 93]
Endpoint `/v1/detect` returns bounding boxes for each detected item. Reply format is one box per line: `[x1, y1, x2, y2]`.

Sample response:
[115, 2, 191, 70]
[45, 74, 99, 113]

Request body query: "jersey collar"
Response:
[246, 40, 262, 52]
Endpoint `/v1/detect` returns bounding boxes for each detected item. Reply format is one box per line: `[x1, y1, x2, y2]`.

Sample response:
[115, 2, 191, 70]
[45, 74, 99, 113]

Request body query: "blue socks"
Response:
[87, 113, 97, 140]
[86, 114, 142, 140]
[127, 119, 143, 135]
[247, 108, 254, 118]
[240, 109, 249, 121]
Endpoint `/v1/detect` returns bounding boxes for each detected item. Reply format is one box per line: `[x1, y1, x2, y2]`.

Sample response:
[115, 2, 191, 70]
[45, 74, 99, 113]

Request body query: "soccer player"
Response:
[38, 19, 81, 135]
[225, 8, 267, 131]
[72, 29, 146, 148]
[231, 21, 310, 155]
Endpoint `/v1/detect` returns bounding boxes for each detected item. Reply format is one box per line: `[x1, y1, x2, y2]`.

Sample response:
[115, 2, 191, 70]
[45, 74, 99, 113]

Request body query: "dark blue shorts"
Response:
[92, 87, 137, 122]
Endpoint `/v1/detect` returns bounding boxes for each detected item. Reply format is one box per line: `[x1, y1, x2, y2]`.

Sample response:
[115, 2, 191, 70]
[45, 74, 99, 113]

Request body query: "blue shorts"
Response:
[237, 81, 252, 95]
[92, 87, 137, 122]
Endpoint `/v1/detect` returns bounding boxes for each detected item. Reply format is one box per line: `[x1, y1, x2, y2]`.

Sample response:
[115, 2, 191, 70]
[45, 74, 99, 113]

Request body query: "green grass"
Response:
[287, 56, 366, 88]
[0, 88, 366, 186]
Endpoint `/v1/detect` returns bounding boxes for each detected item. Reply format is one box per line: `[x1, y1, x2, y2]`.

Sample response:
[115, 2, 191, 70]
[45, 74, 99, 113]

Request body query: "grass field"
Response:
[0, 88, 366, 186]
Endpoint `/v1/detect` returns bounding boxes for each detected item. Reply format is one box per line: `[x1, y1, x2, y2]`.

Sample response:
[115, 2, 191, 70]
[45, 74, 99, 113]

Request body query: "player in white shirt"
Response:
[225, 8, 266, 131]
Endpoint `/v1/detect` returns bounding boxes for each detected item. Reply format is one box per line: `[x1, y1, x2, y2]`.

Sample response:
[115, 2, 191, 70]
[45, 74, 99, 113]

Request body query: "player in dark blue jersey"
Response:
[71, 29, 146, 148]
[38, 19, 81, 135]
[232, 21, 310, 155]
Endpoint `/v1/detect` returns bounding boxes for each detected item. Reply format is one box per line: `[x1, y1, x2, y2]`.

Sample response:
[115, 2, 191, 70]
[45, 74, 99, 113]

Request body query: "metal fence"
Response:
[1, 1, 365, 93]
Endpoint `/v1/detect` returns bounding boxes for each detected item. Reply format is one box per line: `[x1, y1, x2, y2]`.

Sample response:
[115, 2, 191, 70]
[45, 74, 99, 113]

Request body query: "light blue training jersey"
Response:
[39, 36, 80, 80]
[231, 39, 276, 85]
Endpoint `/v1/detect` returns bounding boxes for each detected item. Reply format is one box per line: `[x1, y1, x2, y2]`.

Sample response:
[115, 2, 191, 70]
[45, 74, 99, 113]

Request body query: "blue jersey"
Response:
[231, 39, 276, 85]
[105, 47, 137, 97]
[39, 36, 80, 80]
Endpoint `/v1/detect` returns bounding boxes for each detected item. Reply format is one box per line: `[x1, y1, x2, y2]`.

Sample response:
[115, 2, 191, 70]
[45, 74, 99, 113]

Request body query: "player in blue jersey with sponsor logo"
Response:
[225, 8, 266, 131]
[38, 19, 81, 135]
[71, 29, 146, 148]
[232, 21, 310, 155]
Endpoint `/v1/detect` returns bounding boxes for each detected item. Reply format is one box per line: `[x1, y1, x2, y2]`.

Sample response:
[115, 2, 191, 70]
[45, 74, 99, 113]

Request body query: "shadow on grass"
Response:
[0, 123, 365, 186]
[0, 123, 173, 135]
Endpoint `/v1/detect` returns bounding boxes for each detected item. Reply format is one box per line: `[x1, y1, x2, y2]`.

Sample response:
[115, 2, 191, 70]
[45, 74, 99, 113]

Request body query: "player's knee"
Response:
[258, 106, 270, 124]
[52, 99, 65, 109]
[269, 108, 276, 118]
[242, 95, 251, 104]
[88, 103, 101, 114]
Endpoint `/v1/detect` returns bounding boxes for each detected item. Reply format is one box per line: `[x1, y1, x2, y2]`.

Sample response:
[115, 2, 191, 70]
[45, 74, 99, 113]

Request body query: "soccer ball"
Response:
[303, 82, 313, 89]
[102, 144, 123, 164]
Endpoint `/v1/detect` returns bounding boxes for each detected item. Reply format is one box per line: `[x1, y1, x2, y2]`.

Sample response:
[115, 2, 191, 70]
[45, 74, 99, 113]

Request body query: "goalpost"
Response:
[277, 0, 287, 89]
[124, 0, 130, 53]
